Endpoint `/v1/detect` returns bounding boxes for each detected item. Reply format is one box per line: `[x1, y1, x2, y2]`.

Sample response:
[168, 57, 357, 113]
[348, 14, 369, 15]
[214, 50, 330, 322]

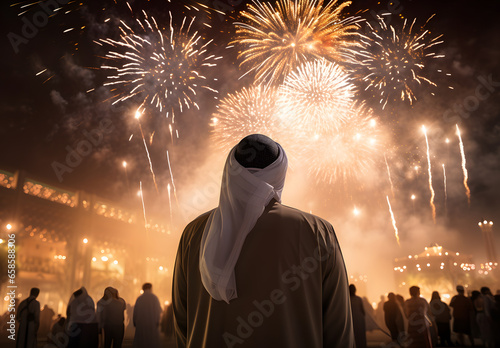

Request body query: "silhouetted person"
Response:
[450, 285, 475, 346]
[172, 134, 354, 348]
[375, 295, 386, 327]
[350, 284, 367, 348]
[160, 302, 174, 338]
[474, 287, 496, 347]
[124, 303, 134, 339]
[133, 283, 162, 348]
[97, 287, 126, 348]
[384, 292, 404, 344]
[47, 316, 66, 347]
[16, 287, 40, 348]
[429, 291, 453, 346]
[38, 304, 55, 341]
[404, 285, 432, 348]
[66, 286, 98, 348]
[493, 293, 500, 347]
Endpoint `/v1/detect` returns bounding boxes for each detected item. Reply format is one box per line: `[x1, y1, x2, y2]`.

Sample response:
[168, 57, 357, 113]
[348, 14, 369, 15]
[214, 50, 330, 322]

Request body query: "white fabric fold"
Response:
[199, 144, 288, 303]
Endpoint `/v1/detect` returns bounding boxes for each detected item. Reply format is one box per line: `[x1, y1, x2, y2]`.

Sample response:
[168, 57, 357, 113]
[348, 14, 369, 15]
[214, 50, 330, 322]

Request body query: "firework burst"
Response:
[210, 85, 285, 152]
[98, 11, 220, 123]
[233, 0, 363, 85]
[278, 59, 355, 132]
[303, 105, 385, 185]
[356, 15, 445, 109]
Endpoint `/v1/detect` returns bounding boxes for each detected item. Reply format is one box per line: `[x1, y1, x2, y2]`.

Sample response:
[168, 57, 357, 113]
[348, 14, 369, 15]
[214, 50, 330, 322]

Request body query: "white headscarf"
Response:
[199, 143, 288, 303]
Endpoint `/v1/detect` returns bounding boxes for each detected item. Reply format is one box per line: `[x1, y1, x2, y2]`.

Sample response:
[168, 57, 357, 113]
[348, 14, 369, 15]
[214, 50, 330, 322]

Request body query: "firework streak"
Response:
[456, 124, 471, 205]
[422, 126, 436, 223]
[386, 195, 400, 246]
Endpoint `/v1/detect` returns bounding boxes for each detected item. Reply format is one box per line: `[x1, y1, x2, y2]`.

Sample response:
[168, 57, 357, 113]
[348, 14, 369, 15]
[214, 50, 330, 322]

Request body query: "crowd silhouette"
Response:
[349, 284, 500, 347]
[2, 282, 500, 347]
[1, 283, 173, 348]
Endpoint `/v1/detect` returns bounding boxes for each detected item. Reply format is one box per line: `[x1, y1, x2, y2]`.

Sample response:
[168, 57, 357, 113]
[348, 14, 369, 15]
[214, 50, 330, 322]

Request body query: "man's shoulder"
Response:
[185, 210, 213, 229]
[275, 203, 334, 230]
[180, 210, 214, 242]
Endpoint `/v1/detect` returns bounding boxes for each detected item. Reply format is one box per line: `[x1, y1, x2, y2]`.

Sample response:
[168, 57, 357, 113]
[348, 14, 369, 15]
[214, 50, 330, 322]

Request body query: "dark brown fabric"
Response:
[172, 201, 354, 348]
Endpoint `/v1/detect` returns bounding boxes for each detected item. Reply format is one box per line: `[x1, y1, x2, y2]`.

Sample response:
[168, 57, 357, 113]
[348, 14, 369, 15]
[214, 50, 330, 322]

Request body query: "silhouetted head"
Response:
[30, 288, 40, 298]
[431, 291, 440, 301]
[409, 286, 420, 298]
[456, 285, 464, 294]
[104, 287, 118, 300]
[471, 290, 481, 301]
[73, 288, 84, 298]
[387, 292, 396, 301]
[142, 283, 153, 291]
[234, 134, 279, 169]
[481, 287, 492, 295]
[349, 284, 357, 296]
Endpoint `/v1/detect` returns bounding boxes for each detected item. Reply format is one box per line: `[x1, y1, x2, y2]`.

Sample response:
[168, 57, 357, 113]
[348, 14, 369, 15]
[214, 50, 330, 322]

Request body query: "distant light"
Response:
[159, 266, 164, 271]
[411, 194, 416, 200]
[0, 239, 4, 244]
[83, 238, 88, 244]
[101, 256, 109, 262]
[122, 161, 127, 168]
[135, 110, 142, 119]
[113, 260, 118, 265]
[6, 224, 12, 230]
[484, 220, 488, 224]
[445, 138, 450, 144]
[353, 207, 360, 216]
[92, 257, 97, 262]
[165, 300, 170, 305]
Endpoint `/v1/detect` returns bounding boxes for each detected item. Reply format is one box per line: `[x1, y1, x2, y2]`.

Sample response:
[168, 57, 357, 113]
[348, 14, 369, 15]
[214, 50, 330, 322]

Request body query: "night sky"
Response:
[1, 0, 500, 298]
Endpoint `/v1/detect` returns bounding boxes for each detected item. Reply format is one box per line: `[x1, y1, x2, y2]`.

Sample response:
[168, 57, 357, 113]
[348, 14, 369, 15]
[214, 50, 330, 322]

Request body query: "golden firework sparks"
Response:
[233, 0, 363, 85]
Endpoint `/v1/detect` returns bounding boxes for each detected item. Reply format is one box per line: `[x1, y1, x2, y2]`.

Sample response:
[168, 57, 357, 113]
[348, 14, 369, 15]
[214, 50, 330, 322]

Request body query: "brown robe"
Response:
[172, 201, 354, 348]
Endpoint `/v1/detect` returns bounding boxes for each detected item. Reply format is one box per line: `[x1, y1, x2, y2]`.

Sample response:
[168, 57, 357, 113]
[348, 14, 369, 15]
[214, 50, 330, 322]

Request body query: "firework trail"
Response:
[139, 181, 148, 231]
[386, 195, 400, 246]
[303, 105, 385, 185]
[135, 111, 159, 193]
[442, 163, 447, 216]
[356, 15, 445, 109]
[210, 85, 286, 152]
[141, 135, 159, 194]
[167, 183, 173, 226]
[233, 0, 363, 85]
[166, 150, 179, 207]
[456, 124, 471, 205]
[422, 126, 436, 223]
[99, 11, 220, 123]
[278, 59, 355, 132]
[384, 153, 395, 197]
